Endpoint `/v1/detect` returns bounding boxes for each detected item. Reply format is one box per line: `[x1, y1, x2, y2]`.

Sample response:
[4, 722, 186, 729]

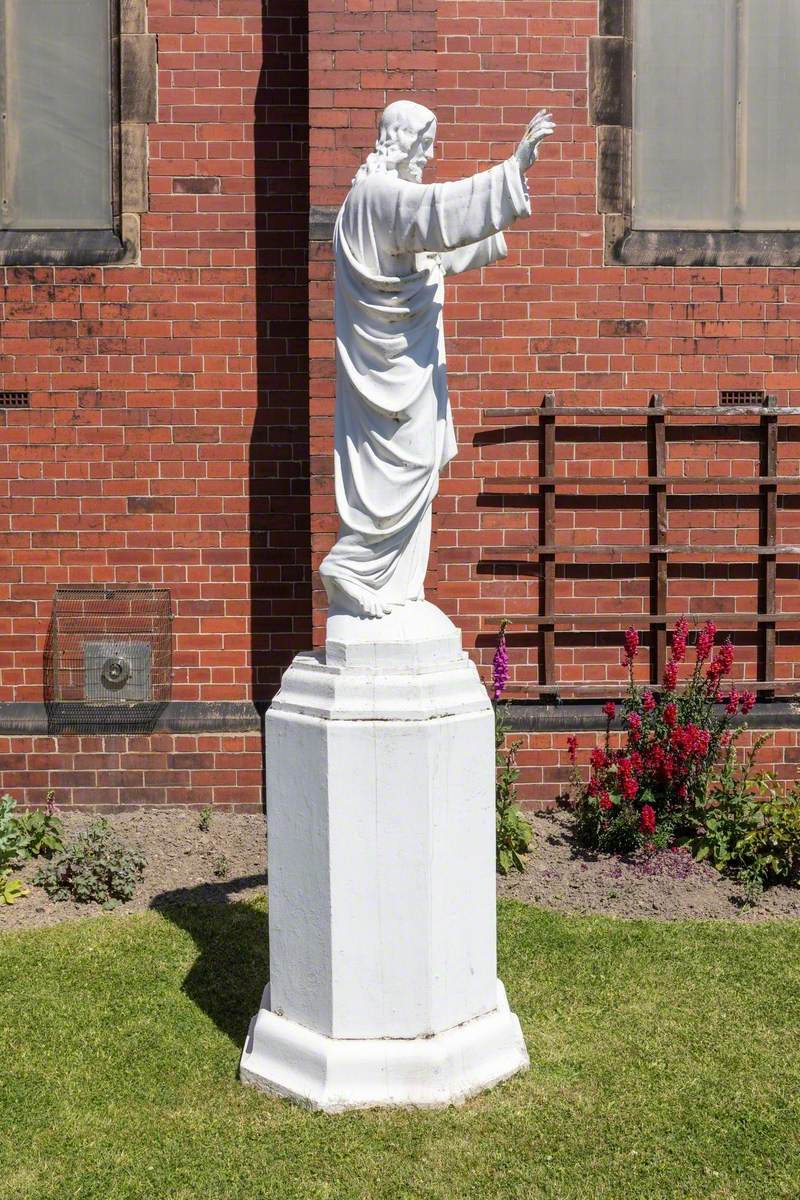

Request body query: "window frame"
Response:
[591, 0, 800, 267]
[0, 0, 153, 266]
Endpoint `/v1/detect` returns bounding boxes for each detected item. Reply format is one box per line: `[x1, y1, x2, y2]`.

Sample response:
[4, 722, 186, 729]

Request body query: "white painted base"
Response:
[240, 980, 529, 1112]
[244, 601, 530, 1110]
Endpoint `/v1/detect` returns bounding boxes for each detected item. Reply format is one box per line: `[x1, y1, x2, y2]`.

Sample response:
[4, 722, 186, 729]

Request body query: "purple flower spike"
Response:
[492, 624, 510, 701]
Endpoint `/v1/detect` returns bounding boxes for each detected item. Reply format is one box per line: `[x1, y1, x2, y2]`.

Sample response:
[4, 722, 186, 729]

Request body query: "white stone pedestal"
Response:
[240, 601, 529, 1111]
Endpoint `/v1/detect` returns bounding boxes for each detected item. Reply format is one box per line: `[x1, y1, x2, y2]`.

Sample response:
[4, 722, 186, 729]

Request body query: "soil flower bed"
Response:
[2, 805, 799, 934]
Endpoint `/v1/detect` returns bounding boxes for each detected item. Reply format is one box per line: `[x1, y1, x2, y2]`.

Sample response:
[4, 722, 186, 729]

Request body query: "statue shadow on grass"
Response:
[151, 877, 269, 1047]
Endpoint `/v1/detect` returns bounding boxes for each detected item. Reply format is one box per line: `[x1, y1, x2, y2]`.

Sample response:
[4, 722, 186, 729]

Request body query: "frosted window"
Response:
[2, 0, 112, 230]
[633, 0, 736, 229]
[744, 0, 800, 227]
[633, 0, 800, 231]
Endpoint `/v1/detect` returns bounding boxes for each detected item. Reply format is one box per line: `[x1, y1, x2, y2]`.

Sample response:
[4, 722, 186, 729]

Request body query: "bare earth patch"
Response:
[499, 809, 800, 923]
[0, 808, 267, 933]
[2, 806, 799, 933]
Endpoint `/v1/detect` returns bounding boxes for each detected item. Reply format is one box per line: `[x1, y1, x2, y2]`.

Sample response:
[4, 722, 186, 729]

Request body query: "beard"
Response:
[398, 158, 426, 183]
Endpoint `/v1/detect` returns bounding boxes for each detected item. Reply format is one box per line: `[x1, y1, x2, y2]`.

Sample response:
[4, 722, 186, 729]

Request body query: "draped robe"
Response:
[319, 157, 532, 609]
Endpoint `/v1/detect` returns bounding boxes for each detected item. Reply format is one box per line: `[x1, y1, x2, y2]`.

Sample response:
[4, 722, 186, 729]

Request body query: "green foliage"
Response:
[0, 792, 30, 904]
[0, 872, 27, 905]
[0, 792, 27, 873]
[687, 738, 800, 899]
[35, 819, 146, 905]
[198, 806, 213, 833]
[16, 793, 65, 859]
[494, 702, 533, 874]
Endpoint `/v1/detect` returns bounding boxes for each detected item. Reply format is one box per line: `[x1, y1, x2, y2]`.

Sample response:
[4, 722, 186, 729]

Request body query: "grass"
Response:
[2, 899, 800, 1200]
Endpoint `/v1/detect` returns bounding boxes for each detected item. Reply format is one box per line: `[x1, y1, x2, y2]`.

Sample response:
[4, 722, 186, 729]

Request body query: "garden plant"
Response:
[492, 620, 533, 874]
[567, 618, 800, 896]
[36, 818, 147, 907]
[0, 791, 64, 905]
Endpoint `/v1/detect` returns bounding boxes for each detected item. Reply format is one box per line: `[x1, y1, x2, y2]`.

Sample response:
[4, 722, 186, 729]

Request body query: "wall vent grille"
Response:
[720, 389, 768, 406]
[0, 391, 30, 407]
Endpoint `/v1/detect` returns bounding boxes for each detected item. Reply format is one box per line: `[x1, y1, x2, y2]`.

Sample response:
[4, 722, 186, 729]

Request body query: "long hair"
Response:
[354, 100, 436, 183]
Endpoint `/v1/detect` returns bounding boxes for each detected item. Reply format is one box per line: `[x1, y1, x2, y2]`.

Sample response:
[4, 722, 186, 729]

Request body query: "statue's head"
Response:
[355, 100, 437, 184]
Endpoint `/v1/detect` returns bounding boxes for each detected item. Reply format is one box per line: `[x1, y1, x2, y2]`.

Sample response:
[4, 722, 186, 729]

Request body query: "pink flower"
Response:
[696, 620, 717, 664]
[664, 661, 678, 691]
[642, 690, 656, 712]
[602, 702, 616, 721]
[492, 626, 509, 700]
[627, 711, 642, 735]
[740, 690, 756, 715]
[664, 702, 677, 728]
[639, 804, 656, 835]
[726, 689, 739, 715]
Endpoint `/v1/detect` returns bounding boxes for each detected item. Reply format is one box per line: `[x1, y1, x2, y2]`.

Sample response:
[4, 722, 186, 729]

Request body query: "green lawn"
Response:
[2, 900, 799, 1200]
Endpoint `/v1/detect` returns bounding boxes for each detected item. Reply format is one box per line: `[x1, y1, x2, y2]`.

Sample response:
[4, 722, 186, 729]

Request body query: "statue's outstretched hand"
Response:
[514, 110, 555, 171]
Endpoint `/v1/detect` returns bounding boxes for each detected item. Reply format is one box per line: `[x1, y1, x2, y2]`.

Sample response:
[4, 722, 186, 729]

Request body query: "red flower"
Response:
[664, 661, 678, 690]
[622, 774, 638, 800]
[639, 804, 656, 835]
[671, 722, 711, 758]
[664, 702, 677, 728]
[740, 689, 756, 715]
[627, 711, 642, 735]
[642, 690, 656, 712]
[623, 626, 640, 667]
[696, 620, 717, 664]
[708, 639, 734, 683]
[671, 617, 689, 664]
[726, 688, 740, 715]
[590, 747, 607, 770]
[602, 702, 616, 721]
[567, 735, 578, 764]
[598, 792, 613, 811]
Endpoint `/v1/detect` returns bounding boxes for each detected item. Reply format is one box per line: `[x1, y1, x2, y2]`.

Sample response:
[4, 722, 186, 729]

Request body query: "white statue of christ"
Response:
[320, 100, 555, 619]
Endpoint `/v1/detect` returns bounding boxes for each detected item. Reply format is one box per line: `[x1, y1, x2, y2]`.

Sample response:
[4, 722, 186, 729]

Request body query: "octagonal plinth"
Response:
[241, 602, 529, 1108]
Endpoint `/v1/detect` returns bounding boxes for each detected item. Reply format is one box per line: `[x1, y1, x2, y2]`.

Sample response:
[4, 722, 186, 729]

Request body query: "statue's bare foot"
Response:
[324, 575, 393, 619]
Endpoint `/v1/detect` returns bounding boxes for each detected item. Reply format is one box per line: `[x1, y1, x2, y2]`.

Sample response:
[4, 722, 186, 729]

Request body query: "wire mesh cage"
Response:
[44, 586, 172, 734]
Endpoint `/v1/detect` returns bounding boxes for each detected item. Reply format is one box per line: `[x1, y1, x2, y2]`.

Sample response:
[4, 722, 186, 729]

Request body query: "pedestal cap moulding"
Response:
[240, 99, 555, 1110]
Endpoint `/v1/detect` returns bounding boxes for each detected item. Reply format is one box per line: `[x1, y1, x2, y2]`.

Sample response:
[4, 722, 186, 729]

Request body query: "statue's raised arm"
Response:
[320, 100, 555, 620]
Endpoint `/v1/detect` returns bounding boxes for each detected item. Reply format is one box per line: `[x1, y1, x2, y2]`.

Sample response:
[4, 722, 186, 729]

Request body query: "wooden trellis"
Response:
[478, 394, 800, 700]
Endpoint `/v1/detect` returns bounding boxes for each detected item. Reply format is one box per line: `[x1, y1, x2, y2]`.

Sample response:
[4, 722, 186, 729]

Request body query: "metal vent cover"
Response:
[719, 389, 768, 406]
[0, 391, 30, 407]
[84, 640, 153, 703]
[45, 586, 172, 733]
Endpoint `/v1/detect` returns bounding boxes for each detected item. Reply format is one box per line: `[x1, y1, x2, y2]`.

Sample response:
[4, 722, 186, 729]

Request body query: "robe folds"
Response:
[319, 157, 532, 609]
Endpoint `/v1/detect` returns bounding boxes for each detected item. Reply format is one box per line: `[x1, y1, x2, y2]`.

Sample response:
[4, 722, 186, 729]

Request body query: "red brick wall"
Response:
[0, 0, 309, 810]
[309, 0, 800, 807]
